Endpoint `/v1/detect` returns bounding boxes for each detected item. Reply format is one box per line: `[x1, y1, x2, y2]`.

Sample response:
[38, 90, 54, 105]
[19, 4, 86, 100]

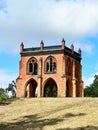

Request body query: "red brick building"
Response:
[16, 39, 84, 97]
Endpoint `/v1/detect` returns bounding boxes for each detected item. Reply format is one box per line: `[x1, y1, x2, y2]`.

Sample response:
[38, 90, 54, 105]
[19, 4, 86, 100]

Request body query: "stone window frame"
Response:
[66, 58, 72, 75]
[45, 56, 57, 74]
[27, 57, 38, 75]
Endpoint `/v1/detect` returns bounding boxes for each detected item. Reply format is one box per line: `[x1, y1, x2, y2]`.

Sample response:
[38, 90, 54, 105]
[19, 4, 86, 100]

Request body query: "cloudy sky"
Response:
[0, 0, 98, 88]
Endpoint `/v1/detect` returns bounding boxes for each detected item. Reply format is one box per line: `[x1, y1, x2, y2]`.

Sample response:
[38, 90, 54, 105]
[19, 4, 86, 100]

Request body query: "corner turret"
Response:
[78, 48, 81, 57]
[20, 42, 24, 53]
[40, 40, 44, 51]
[61, 38, 65, 49]
[70, 44, 74, 51]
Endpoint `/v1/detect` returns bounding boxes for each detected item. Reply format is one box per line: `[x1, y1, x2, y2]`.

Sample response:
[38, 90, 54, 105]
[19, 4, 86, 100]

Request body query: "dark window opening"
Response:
[46, 63, 49, 72]
[29, 63, 32, 73]
[28, 58, 38, 75]
[50, 63, 52, 71]
[53, 62, 56, 72]
[34, 63, 38, 75]
[45, 56, 57, 74]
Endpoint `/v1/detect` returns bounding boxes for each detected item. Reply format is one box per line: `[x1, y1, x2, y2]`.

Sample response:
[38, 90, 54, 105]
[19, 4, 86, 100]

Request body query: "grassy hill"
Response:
[0, 98, 98, 130]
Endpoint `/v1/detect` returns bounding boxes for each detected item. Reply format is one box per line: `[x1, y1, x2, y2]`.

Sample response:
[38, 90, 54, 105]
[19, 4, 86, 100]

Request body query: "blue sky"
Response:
[0, 0, 98, 88]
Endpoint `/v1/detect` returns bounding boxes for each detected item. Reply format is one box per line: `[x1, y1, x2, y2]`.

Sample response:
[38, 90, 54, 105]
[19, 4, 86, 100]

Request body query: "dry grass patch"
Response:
[0, 98, 98, 130]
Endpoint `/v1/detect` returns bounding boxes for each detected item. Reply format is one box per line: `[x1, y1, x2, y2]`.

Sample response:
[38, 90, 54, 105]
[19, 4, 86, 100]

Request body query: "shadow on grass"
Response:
[0, 112, 87, 130]
[0, 109, 87, 130]
[0, 102, 10, 106]
[0, 97, 24, 106]
[0, 114, 64, 130]
[56, 125, 98, 130]
[0, 100, 95, 130]
[63, 112, 86, 118]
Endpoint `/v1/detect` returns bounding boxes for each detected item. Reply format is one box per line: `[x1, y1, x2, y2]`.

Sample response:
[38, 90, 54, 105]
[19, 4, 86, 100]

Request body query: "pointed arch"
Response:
[27, 57, 38, 75]
[43, 78, 58, 97]
[45, 56, 57, 73]
[25, 78, 37, 97]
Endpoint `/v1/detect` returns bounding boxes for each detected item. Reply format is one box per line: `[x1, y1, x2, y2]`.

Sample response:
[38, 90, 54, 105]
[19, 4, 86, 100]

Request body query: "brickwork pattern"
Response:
[16, 40, 84, 97]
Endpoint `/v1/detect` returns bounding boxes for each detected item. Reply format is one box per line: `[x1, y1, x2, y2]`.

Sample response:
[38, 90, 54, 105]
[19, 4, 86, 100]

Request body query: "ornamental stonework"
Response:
[16, 39, 84, 97]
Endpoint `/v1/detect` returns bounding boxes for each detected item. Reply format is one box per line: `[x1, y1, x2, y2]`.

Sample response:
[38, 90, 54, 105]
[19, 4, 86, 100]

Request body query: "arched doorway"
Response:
[66, 79, 72, 97]
[25, 79, 37, 97]
[44, 78, 57, 97]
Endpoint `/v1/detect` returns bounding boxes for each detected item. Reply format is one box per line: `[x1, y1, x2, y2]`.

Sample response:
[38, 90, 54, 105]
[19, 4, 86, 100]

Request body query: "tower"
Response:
[16, 39, 84, 97]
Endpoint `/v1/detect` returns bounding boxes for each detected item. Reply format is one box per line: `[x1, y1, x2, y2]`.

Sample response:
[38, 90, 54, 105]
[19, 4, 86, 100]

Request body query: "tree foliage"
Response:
[6, 80, 16, 97]
[0, 88, 8, 104]
[0, 80, 16, 104]
[84, 75, 98, 97]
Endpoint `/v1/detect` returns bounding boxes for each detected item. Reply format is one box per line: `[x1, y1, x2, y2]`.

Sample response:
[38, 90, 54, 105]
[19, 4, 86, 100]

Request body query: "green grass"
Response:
[0, 98, 98, 130]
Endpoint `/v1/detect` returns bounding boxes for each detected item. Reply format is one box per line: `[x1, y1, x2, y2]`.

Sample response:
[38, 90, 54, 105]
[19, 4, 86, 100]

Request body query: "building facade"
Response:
[16, 39, 84, 97]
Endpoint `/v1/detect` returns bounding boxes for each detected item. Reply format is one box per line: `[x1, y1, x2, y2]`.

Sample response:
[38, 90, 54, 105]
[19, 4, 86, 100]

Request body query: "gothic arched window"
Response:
[29, 63, 32, 73]
[27, 57, 38, 75]
[66, 58, 72, 75]
[45, 56, 57, 73]
[75, 61, 78, 78]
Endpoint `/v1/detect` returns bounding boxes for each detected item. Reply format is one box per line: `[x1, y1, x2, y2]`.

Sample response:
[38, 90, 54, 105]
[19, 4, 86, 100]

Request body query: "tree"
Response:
[6, 80, 16, 97]
[52, 86, 57, 97]
[84, 75, 98, 97]
[0, 88, 9, 104]
[45, 86, 50, 97]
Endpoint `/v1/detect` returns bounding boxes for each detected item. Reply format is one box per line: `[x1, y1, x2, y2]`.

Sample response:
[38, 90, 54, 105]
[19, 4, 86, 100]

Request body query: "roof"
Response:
[20, 44, 81, 61]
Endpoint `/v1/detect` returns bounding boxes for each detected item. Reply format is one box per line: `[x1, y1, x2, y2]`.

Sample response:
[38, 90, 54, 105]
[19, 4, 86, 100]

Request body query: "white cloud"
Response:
[84, 72, 98, 87]
[84, 77, 94, 87]
[0, 69, 17, 88]
[82, 44, 93, 54]
[74, 42, 94, 54]
[0, 0, 98, 52]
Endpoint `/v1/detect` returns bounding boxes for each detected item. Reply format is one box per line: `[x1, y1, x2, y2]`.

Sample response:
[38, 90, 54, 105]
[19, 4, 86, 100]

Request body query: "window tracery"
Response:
[27, 57, 38, 75]
[45, 56, 57, 73]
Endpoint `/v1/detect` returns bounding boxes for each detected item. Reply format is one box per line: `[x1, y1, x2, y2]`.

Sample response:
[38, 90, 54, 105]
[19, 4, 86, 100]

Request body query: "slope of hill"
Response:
[0, 98, 98, 130]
